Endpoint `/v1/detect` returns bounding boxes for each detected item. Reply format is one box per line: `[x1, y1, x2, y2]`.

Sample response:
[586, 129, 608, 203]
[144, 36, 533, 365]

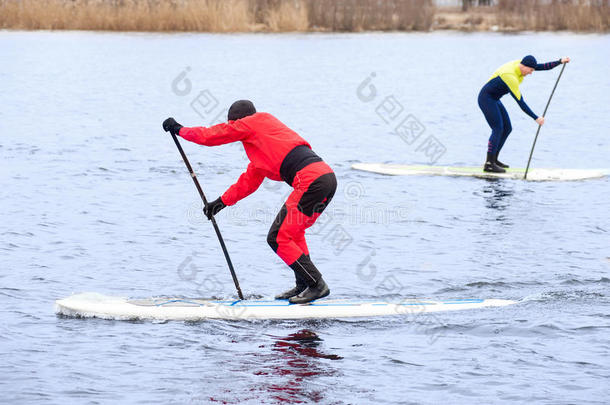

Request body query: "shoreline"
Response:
[1, 27, 607, 35]
[1, 2, 608, 33]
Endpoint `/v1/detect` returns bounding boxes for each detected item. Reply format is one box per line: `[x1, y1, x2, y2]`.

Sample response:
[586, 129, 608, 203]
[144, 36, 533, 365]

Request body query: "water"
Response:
[1, 30, 609, 404]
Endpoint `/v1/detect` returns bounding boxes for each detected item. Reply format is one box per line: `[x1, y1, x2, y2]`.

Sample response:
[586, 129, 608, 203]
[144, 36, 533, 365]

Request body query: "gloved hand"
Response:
[162, 117, 183, 136]
[204, 197, 226, 220]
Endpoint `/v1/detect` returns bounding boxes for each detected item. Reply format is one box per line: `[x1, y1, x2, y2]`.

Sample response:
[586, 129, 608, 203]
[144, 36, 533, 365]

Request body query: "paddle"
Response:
[170, 133, 245, 300]
[524, 63, 567, 180]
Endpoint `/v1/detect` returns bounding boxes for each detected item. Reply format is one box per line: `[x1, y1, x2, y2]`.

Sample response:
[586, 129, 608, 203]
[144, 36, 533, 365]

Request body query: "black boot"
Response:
[484, 152, 506, 173]
[495, 153, 509, 168]
[287, 255, 330, 304]
[289, 278, 330, 305]
[275, 272, 307, 300]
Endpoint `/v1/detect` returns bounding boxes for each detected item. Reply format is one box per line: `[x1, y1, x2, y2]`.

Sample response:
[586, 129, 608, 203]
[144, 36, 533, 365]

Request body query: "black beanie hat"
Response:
[521, 55, 537, 69]
[228, 100, 256, 121]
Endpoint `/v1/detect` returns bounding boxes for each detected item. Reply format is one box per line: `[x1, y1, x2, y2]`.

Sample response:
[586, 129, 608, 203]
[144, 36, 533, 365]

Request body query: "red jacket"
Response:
[179, 112, 310, 206]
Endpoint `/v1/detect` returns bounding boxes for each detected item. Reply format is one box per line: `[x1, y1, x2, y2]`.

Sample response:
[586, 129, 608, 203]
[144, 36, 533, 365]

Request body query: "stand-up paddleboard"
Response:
[351, 163, 608, 181]
[55, 292, 516, 321]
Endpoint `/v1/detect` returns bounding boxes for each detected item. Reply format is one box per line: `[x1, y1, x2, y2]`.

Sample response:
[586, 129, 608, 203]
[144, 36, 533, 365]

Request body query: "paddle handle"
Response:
[171, 134, 244, 300]
[524, 63, 567, 180]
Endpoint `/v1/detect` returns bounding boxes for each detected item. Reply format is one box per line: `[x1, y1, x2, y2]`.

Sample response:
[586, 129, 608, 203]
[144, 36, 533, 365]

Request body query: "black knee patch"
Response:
[267, 204, 287, 252]
[267, 232, 278, 252]
[297, 173, 337, 217]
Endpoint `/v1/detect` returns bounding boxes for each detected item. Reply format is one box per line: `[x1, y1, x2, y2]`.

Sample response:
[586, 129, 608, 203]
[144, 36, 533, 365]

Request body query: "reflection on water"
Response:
[475, 179, 517, 228]
[273, 329, 342, 362]
[480, 179, 515, 212]
[250, 329, 342, 403]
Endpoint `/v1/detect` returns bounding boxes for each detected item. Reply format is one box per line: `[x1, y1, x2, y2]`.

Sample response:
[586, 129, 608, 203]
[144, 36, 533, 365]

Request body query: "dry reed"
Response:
[0, 0, 255, 32]
[496, 0, 610, 31]
[0, 0, 435, 32]
[1, 0, 607, 32]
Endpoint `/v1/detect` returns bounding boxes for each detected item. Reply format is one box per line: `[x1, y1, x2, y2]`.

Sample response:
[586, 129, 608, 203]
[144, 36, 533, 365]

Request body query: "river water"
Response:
[1, 31, 609, 404]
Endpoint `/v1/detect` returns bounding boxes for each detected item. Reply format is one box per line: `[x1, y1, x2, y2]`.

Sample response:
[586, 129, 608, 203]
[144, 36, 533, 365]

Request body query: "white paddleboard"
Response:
[351, 163, 608, 181]
[55, 292, 516, 321]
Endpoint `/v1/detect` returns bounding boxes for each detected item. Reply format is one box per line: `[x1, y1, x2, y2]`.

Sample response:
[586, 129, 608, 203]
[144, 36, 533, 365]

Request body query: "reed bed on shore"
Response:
[496, 0, 610, 31]
[0, 0, 435, 32]
[1, 0, 607, 32]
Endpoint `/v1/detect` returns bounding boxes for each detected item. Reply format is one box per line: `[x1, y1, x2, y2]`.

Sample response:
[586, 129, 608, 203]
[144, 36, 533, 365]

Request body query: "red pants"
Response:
[267, 161, 337, 265]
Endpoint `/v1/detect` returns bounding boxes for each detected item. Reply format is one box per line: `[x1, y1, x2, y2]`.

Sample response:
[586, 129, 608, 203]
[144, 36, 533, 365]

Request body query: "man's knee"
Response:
[268, 204, 288, 252]
[493, 122, 504, 135]
[269, 225, 296, 252]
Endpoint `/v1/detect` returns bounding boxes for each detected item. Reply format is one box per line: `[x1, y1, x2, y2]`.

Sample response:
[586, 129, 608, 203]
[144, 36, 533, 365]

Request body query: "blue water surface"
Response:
[1, 31, 609, 404]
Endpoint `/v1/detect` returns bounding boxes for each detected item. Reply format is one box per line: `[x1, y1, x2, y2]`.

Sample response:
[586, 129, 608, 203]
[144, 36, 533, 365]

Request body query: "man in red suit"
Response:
[163, 100, 336, 304]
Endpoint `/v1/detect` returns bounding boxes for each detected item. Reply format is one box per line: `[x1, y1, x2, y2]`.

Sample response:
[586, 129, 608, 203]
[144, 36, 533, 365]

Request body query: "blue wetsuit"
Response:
[479, 59, 561, 154]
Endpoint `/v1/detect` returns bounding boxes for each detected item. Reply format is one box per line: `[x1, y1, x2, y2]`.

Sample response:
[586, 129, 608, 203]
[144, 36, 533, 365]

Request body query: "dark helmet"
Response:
[228, 100, 256, 121]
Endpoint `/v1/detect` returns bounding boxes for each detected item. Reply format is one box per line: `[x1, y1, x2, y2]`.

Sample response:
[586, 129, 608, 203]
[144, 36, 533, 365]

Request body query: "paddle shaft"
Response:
[170, 133, 244, 300]
[524, 63, 567, 180]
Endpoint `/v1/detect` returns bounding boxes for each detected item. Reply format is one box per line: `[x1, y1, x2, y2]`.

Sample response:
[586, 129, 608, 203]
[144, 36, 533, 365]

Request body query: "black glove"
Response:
[162, 117, 183, 136]
[204, 197, 226, 220]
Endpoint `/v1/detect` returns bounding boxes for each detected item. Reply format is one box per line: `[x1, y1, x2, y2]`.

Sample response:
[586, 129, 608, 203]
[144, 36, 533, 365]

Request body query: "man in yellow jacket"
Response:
[478, 55, 570, 173]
